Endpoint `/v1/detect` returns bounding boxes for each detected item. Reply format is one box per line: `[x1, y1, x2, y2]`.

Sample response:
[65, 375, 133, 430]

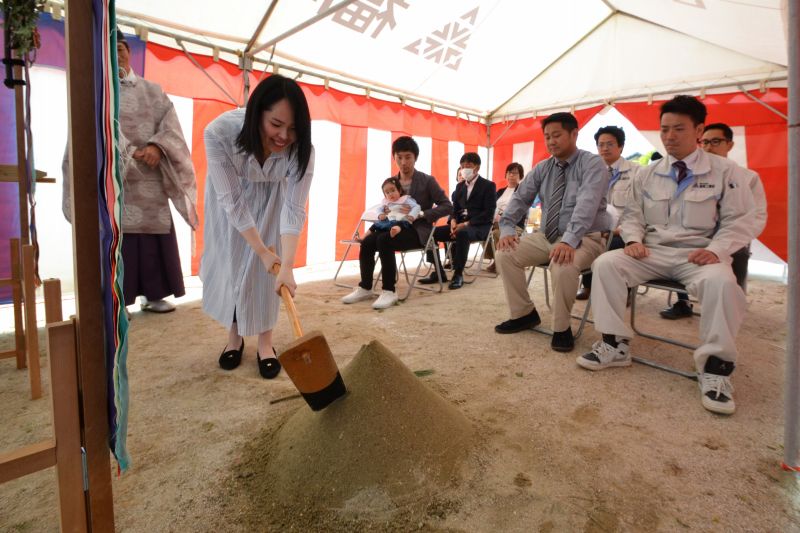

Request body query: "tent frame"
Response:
[40, 0, 800, 475]
[783, 0, 799, 471]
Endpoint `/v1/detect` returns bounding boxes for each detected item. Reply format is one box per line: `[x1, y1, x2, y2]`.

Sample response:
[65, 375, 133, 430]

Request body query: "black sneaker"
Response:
[698, 356, 736, 414]
[659, 299, 693, 320]
[551, 328, 575, 352]
[495, 309, 541, 334]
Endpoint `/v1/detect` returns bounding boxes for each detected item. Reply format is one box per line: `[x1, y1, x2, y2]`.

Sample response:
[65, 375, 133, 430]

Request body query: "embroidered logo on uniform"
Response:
[728, 182, 738, 189]
[693, 182, 715, 189]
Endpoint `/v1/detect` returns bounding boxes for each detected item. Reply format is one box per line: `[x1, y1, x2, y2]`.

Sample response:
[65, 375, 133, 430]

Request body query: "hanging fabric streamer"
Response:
[92, 0, 131, 471]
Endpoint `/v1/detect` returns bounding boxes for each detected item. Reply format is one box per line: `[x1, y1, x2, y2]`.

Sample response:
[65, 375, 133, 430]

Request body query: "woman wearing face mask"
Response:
[201, 75, 314, 379]
[485, 162, 528, 273]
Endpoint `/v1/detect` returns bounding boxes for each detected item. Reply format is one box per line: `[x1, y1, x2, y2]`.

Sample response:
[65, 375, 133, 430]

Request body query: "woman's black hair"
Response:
[236, 74, 312, 179]
[505, 162, 524, 179]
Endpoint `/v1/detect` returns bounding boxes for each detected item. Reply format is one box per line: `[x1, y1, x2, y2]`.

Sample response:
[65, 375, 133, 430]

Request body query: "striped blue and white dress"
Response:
[200, 108, 314, 336]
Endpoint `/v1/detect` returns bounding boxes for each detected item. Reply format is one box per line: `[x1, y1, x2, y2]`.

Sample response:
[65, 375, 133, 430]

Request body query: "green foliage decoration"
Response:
[1, 0, 46, 55]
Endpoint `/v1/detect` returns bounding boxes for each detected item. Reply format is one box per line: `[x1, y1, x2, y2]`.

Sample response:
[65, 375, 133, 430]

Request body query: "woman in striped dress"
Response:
[201, 75, 314, 379]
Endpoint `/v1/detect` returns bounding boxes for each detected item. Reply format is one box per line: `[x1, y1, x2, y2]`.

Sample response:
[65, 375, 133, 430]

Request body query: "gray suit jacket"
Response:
[403, 170, 453, 246]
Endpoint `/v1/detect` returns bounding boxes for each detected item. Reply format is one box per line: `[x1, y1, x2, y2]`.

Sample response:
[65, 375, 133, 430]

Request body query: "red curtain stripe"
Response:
[336, 126, 369, 260]
[190, 99, 237, 275]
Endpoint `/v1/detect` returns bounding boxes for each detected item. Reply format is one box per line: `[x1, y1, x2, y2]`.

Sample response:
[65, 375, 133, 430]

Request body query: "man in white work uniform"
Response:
[577, 95, 756, 415]
[660, 121, 768, 318]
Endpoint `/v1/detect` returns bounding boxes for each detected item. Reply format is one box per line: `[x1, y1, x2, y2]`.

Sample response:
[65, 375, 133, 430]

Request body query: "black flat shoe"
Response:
[495, 309, 541, 334]
[218, 339, 244, 370]
[448, 274, 464, 289]
[551, 328, 575, 352]
[419, 272, 446, 285]
[257, 347, 281, 379]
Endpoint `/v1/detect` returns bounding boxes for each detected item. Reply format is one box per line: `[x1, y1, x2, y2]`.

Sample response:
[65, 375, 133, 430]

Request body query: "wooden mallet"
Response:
[270, 262, 346, 411]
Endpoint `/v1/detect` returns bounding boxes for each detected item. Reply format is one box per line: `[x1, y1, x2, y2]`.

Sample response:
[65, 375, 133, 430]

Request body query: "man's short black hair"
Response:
[704, 122, 733, 141]
[542, 112, 579, 132]
[594, 125, 625, 147]
[392, 136, 419, 159]
[114, 27, 130, 51]
[660, 95, 707, 126]
[460, 152, 481, 166]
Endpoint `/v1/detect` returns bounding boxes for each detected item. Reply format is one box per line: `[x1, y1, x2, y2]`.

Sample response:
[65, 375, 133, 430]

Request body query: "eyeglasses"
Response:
[596, 142, 618, 149]
[700, 138, 728, 146]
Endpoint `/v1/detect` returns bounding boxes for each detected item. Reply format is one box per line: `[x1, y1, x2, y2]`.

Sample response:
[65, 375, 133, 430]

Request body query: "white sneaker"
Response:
[577, 341, 631, 370]
[372, 290, 398, 310]
[698, 372, 735, 414]
[341, 286, 375, 304]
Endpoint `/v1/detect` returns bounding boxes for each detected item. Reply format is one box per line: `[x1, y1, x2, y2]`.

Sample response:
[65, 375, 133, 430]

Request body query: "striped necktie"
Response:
[673, 160, 688, 183]
[544, 161, 568, 243]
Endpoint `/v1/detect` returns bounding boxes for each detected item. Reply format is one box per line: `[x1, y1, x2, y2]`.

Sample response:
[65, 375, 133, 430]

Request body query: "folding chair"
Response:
[395, 229, 445, 300]
[628, 256, 749, 380]
[459, 231, 498, 283]
[333, 213, 379, 289]
[628, 279, 699, 379]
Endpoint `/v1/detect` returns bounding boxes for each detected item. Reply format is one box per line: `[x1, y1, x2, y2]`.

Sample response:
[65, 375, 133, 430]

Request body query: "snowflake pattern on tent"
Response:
[316, 0, 410, 39]
[403, 7, 478, 71]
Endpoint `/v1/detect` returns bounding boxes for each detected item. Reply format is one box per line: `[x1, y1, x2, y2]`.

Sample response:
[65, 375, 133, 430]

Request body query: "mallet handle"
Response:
[270, 262, 304, 339]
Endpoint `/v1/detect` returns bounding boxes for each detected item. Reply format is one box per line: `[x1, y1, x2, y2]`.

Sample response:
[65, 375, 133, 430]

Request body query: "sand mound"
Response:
[230, 339, 476, 529]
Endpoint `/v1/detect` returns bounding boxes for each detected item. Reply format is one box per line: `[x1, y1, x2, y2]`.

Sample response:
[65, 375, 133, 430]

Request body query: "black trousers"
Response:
[358, 226, 422, 292]
[430, 224, 491, 275]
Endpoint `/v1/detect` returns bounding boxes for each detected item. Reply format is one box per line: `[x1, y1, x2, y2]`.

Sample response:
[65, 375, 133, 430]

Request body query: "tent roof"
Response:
[101, 0, 789, 118]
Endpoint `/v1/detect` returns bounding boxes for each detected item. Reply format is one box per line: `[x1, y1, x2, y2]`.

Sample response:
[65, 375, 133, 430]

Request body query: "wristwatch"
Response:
[417, 210, 425, 220]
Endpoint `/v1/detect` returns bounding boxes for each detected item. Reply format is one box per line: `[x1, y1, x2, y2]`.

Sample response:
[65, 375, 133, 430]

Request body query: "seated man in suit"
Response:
[577, 96, 756, 415]
[420, 152, 496, 289]
[494, 112, 610, 352]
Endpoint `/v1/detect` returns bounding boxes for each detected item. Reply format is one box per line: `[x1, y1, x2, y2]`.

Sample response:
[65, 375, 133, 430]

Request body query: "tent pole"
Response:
[250, 0, 360, 55]
[489, 75, 788, 123]
[783, 0, 799, 471]
[736, 84, 789, 120]
[244, 0, 280, 54]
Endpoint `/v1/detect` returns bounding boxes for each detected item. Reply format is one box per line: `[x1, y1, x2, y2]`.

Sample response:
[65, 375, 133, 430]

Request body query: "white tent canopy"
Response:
[88, 0, 791, 118]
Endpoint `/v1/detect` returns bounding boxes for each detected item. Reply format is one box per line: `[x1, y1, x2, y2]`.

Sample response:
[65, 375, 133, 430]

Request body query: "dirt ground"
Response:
[1, 266, 798, 532]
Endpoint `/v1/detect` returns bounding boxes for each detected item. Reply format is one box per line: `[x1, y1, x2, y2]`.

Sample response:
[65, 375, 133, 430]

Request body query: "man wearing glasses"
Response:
[660, 122, 767, 319]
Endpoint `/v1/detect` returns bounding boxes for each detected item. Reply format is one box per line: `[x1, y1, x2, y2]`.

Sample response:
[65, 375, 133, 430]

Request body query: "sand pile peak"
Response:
[241, 339, 475, 524]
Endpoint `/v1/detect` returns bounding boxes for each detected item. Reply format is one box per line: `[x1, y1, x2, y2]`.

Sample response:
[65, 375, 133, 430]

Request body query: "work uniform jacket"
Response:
[732, 165, 767, 240]
[620, 149, 756, 263]
[605, 157, 642, 228]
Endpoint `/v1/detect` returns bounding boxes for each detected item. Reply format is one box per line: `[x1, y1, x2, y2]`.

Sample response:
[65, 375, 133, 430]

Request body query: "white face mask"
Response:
[460, 168, 475, 182]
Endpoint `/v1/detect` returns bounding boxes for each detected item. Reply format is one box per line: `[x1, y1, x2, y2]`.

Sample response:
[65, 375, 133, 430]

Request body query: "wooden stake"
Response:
[43, 278, 63, 324]
[48, 319, 89, 532]
[11, 238, 26, 369]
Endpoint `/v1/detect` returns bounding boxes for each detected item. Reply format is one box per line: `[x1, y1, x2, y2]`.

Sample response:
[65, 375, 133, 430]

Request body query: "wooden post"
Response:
[11, 238, 26, 369]
[64, 0, 116, 528]
[13, 58, 29, 246]
[43, 279, 63, 324]
[22, 244, 41, 400]
[48, 319, 89, 533]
